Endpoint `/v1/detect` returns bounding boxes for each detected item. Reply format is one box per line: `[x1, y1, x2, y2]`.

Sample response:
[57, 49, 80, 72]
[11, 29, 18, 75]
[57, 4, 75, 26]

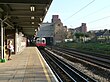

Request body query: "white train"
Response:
[36, 37, 46, 48]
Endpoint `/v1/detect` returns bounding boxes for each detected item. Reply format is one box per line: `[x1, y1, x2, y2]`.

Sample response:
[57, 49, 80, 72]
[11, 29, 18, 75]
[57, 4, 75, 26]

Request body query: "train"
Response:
[36, 37, 46, 48]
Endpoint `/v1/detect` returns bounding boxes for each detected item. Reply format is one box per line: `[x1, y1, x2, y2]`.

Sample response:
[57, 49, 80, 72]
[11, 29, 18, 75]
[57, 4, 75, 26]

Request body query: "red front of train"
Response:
[36, 37, 46, 48]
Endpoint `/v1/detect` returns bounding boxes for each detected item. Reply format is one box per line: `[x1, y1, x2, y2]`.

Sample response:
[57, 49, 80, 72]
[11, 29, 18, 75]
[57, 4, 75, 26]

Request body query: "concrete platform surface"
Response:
[0, 47, 58, 82]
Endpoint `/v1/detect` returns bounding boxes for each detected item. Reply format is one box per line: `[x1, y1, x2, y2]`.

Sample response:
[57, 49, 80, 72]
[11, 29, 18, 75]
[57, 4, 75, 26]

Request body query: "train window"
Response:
[37, 40, 40, 43]
[42, 40, 45, 43]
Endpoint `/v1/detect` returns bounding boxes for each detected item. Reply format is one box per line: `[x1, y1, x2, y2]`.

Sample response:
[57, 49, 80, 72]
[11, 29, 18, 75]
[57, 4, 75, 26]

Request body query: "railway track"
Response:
[64, 48, 110, 60]
[40, 49, 97, 82]
[49, 47, 110, 69]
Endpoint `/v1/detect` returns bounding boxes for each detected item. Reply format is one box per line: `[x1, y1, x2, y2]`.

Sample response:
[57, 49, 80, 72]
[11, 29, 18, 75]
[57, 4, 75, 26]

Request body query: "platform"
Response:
[0, 47, 58, 82]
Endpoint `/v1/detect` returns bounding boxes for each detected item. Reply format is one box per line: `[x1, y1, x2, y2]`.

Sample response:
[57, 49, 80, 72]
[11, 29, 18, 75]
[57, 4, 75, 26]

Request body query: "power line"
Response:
[73, 4, 110, 22]
[82, 4, 110, 19]
[64, 0, 95, 22]
[88, 16, 110, 23]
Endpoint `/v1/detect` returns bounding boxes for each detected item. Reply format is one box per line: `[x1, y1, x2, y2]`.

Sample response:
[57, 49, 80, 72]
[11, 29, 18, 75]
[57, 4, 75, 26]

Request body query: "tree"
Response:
[75, 33, 89, 42]
[75, 33, 83, 42]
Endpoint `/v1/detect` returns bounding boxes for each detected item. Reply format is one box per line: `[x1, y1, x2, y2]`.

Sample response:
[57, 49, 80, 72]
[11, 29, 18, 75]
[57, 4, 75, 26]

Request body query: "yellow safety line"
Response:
[37, 50, 51, 82]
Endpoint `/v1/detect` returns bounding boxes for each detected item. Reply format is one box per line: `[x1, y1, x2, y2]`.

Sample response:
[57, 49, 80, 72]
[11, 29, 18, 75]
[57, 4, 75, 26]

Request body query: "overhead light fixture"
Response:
[38, 23, 41, 27]
[32, 22, 34, 24]
[35, 29, 37, 31]
[40, 18, 42, 22]
[45, 7, 47, 12]
[31, 16, 35, 19]
[38, 27, 40, 31]
[30, 6, 35, 11]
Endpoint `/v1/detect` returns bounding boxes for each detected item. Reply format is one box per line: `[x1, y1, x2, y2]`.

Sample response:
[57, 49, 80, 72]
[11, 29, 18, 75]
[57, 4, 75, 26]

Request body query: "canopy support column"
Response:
[0, 17, 7, 62]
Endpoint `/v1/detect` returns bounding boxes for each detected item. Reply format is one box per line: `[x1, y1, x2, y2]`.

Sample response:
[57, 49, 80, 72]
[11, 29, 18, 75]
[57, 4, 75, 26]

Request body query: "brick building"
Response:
[75, 23, 87, 33]
[37, 15, 67, 45]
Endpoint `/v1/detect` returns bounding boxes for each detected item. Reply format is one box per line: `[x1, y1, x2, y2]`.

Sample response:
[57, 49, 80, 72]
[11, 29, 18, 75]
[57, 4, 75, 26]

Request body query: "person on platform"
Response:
[7, 40, 14, 60]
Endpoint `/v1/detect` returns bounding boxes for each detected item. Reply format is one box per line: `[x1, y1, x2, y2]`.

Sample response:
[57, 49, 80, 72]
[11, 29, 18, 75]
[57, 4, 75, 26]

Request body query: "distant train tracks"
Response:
[49, 47, 110, 69]
[65, 48, 110, 60]
[40, 49, 97, 82]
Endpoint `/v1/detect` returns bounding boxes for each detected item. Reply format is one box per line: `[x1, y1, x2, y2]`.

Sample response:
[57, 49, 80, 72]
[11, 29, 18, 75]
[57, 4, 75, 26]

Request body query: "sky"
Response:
[43, 0, 110, 31]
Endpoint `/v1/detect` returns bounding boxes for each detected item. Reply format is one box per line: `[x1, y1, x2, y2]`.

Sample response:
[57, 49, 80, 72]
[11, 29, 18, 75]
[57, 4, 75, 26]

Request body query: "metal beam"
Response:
[21, 26, 38, 28]
[9, 11, 44, 16]
[8, 15, 43, 18]
[0, 0, 52, 4]
[12, 20, 39, 23]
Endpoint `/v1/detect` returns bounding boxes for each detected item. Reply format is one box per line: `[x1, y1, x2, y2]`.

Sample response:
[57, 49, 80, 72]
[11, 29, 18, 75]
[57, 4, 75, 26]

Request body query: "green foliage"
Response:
[57, 42, 110, 55]
[75, 33, 89, 38]
[75, 33, 82, 38]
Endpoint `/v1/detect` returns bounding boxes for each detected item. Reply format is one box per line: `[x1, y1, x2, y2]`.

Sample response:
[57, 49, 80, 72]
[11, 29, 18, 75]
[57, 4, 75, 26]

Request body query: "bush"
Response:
[57, 42, 110, 55]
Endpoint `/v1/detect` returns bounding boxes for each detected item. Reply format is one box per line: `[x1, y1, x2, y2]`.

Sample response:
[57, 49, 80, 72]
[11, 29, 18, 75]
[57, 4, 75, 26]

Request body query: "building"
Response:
[67, 28, 75, 39]
[51, 15, 60, 23]
[37, 15, 67, 45]
[75, 23, 87, 33]
[54, 19, 65, 44]
[36, 22, 54, 45]
[63, 26, 68, 39]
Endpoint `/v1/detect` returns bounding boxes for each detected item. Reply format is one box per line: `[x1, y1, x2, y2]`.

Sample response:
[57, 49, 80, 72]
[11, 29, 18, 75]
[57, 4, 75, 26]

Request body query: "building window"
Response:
[57, 24, 60, 26]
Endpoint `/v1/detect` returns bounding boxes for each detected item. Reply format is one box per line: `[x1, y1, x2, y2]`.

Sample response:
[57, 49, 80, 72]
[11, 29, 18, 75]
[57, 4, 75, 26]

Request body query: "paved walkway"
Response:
[0, 47, 57, 82]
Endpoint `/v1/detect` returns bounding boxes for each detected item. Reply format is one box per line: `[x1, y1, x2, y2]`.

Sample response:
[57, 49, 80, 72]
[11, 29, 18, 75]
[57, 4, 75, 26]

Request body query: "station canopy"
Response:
[0, 0, 53, 36]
